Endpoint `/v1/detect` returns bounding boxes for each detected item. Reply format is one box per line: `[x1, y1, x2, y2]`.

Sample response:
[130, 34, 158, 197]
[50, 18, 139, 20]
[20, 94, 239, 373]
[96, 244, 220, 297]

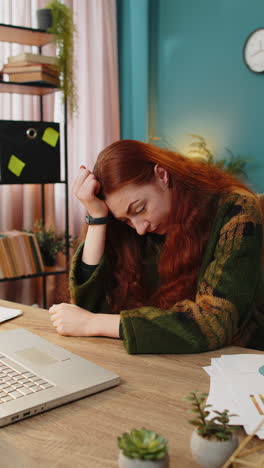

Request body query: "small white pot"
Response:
[118, 451, 169, 468]
[190, 430, 238, 468]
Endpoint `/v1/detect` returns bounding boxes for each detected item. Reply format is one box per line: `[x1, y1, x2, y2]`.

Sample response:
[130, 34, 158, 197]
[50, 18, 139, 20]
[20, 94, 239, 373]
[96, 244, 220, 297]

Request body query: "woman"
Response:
[49, 140, 264, 354]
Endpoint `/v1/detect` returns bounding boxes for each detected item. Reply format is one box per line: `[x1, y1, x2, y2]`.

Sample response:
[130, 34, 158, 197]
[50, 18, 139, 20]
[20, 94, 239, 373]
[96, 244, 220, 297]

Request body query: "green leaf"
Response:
[214, 432, 231, 441]
[230, 425, 240, 432]
[189, 419, 202, 426]
[117, 428, 167, 460]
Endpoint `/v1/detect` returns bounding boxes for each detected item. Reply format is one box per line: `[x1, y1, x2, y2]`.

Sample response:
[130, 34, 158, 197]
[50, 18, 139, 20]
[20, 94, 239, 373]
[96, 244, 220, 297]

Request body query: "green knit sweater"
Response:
[69, 190, 264, 354]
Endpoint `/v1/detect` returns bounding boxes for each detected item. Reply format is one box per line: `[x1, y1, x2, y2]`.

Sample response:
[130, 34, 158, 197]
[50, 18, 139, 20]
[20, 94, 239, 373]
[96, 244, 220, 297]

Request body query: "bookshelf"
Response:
[0, 23, 69, 308]
[0, 24, 54, 46]
[0, 81, 58, 95]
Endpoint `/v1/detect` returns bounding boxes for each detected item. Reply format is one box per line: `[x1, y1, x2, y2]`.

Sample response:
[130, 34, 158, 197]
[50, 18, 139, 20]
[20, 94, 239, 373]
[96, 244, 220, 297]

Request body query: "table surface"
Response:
[0, 299, 263, 468]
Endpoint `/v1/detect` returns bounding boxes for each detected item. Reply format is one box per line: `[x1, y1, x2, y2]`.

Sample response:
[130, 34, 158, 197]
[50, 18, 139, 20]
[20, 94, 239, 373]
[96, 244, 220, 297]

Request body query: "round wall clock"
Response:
[243, 28, 264, 73]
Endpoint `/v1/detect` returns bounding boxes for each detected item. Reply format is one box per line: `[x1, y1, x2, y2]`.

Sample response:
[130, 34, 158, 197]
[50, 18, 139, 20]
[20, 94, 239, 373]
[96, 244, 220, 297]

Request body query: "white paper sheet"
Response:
[0, 306, 23, 323]
[203, 354, 264, 438]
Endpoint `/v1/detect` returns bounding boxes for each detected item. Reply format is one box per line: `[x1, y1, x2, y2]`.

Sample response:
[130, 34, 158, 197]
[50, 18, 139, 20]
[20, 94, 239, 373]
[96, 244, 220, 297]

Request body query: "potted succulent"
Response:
[185, 391, 239, 468]
[26, 220, 77, 266]
[117, 428, 169, 468]
[37, 0, 77, 116]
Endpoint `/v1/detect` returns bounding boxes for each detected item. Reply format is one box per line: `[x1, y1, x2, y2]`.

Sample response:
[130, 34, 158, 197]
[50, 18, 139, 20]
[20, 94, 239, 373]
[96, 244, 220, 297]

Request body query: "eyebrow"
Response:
[116, 200, 140, 220]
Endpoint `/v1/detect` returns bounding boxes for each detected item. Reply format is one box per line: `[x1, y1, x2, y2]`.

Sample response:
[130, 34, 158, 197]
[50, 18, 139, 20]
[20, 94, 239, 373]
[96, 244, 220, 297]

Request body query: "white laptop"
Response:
[0, 328, 120, 427]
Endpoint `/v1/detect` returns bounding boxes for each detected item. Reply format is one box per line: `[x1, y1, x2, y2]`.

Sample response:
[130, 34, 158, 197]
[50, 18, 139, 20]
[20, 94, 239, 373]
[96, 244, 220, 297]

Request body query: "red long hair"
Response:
[89, 140, 253, 312]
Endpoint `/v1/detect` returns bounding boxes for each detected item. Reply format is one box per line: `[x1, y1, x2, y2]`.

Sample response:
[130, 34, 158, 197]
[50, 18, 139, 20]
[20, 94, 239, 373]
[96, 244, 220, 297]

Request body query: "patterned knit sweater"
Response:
[69, 190, 264, 354]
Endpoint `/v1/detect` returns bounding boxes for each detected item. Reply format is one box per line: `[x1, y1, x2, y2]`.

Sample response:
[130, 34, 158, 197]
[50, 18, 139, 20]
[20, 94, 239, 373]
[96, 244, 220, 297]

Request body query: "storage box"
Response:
[0, 120, 61, 184]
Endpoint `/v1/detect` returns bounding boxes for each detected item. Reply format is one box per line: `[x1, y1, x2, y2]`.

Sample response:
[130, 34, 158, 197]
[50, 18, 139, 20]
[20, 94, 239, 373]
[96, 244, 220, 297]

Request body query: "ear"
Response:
[154, 164, 169, 187]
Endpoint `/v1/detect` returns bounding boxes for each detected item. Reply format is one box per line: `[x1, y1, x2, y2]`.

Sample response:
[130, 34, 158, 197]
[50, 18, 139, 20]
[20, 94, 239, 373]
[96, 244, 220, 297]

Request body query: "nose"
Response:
[132, 219, 149, 236]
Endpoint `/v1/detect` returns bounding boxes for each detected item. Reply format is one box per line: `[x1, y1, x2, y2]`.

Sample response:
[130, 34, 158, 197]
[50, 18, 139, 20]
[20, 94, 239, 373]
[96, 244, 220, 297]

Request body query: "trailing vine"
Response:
[46, 0, 78, 116]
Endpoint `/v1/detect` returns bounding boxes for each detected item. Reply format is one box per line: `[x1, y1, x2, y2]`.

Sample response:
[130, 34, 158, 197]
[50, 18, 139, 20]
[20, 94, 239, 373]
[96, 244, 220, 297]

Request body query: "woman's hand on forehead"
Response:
[72, 166, 109, 217]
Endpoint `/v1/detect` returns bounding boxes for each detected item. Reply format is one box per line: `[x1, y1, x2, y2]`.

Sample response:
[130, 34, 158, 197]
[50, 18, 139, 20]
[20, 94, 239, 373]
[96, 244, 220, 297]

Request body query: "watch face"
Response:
[244, 28, 264, 72]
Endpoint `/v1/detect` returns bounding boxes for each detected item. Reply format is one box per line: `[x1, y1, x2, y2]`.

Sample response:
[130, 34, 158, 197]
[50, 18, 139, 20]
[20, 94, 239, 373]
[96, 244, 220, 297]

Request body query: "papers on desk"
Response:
[203, 354, 264, 439]
[0, 306, 23, 323]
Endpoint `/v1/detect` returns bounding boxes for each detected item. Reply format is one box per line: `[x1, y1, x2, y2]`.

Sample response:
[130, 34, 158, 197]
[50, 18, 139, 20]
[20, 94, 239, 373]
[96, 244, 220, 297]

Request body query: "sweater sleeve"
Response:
[79, 261, 98, 283]
[69, 245, 124, 337]
[120, 192, 264, 354]
[69, 243, 112, 314]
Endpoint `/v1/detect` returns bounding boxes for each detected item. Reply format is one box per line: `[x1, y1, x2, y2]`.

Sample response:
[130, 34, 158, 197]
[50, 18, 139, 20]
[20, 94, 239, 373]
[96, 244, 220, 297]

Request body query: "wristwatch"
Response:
[85, 214, 110, 225]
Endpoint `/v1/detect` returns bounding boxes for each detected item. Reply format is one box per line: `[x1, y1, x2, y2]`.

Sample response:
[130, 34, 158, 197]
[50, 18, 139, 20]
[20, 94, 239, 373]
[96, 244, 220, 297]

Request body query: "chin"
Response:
[152, 226, 166, 235]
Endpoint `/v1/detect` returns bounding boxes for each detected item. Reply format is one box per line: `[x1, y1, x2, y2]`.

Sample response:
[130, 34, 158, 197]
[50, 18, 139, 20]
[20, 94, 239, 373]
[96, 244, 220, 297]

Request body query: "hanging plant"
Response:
[43, 0, 78, 117]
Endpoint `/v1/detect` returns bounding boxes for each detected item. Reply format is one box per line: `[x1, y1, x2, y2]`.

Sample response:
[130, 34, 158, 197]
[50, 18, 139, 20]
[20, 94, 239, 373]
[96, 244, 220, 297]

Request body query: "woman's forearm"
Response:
[82, 224, 107, 265]
[49, 303, 120, 338]
[94, 314, 120, 338]
[73, 166, 109, 266]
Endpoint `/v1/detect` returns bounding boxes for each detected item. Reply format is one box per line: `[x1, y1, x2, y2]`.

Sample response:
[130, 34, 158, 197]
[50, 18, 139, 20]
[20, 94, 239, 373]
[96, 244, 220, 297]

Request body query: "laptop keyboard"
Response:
[0, 353, 54, 404]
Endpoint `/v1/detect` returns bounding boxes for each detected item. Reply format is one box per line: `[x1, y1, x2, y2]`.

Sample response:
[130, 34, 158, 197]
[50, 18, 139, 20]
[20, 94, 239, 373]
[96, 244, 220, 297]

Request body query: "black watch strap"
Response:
[85, 215, 110, 225]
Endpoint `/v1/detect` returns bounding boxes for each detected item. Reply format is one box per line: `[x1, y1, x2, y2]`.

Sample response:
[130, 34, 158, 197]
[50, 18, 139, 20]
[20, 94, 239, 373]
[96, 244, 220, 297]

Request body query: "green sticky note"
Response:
[8, 155, 26, 177]
[42, 127, 60, 147]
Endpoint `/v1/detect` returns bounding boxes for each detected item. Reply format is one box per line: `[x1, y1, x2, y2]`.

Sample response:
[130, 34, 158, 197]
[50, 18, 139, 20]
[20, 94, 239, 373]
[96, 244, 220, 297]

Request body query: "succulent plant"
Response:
[117, 428, 168, 460]
[185, 391, 239, 441]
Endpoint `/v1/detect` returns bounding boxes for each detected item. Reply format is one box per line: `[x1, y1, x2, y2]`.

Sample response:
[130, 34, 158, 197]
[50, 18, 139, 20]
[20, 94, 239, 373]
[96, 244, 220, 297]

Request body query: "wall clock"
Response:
[243, 28, 264, 73]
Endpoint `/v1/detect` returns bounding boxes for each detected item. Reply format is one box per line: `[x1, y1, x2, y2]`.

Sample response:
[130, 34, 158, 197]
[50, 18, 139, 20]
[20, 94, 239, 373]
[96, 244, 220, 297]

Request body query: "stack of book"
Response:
[2, 53, 60, 87]
[0, 230, 45, 279]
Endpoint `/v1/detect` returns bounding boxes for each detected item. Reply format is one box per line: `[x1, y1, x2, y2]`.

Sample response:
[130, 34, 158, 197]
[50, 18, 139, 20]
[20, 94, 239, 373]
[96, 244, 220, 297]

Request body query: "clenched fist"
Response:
[72, 166, 109, 218]
[49, 303, 96, 336]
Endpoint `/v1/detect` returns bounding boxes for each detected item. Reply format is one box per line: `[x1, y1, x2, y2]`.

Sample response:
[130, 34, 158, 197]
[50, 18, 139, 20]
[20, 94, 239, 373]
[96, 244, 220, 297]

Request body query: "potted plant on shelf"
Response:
[37, 7, 53, 31]
[147, 134, 250, 180]
[117, 428, 169, 468]
[26, 220, 77, 267]
[187, 134, 249, 179]
[37, 0, 77, 116]
[185, 391, 239, 468]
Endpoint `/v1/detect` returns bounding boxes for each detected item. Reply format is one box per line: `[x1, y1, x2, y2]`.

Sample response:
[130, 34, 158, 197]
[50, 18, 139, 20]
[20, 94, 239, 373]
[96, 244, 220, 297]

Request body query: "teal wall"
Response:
[117, 0, 149, 142]
[117, 0, 264, 192]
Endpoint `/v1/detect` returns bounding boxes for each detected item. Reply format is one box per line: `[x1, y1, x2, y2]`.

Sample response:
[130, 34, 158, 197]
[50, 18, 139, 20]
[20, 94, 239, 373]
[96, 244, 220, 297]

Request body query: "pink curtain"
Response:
[65, 0, 120, 238]
[0, 0, 120, 306]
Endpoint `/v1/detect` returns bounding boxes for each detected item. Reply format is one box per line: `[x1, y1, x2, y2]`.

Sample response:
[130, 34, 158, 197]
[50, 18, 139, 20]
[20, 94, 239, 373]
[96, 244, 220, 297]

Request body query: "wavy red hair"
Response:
[85, 140, 253, 312]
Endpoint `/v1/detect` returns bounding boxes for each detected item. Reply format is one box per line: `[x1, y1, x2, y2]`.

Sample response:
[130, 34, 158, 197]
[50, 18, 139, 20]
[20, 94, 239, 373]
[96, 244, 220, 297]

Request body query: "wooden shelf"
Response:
[45, 266, 67, 274]
[0, 23, 54, 46]
[0, 81, 58, 96]
[0, 181, 66, 186]
[0, 266, 67, 282]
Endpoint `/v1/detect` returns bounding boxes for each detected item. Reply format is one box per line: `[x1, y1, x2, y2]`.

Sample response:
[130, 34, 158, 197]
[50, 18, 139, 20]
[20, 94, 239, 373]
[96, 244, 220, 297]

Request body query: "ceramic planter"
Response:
[36, 9, 53, 30]
[190, 430, 238, 468]
[118, 451, 169, 468]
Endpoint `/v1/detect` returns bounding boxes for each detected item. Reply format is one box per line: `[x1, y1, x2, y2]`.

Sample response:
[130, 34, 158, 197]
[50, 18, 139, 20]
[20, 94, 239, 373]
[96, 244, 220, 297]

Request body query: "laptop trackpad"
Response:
[15, 347, 59, 366]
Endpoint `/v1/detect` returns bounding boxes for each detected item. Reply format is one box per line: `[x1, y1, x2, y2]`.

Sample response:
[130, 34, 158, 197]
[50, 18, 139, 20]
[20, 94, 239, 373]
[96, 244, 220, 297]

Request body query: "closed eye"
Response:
[117, 205, 146, 223]
[135, 205, 145, 214]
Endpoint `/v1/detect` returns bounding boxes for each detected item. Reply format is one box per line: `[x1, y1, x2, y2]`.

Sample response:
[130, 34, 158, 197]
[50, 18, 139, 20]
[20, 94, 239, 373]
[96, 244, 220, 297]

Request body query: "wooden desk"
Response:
[0, 299, 263, 468]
